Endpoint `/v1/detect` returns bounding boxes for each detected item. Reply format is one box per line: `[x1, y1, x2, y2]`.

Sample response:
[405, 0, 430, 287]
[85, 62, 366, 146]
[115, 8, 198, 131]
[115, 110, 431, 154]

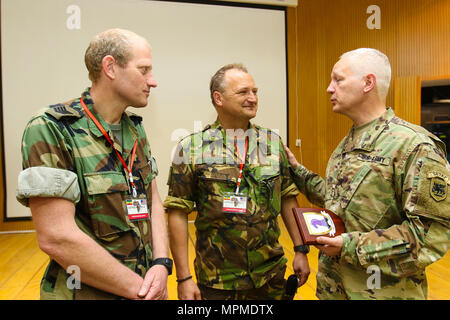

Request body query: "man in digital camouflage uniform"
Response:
[164, 64, 310, 300]
[16, 29, 172, 300]
[284, 48, 450, 299]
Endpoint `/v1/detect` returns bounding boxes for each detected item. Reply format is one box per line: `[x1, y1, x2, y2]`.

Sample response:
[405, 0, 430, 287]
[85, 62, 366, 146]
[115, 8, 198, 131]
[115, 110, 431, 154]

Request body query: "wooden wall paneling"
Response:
[287, 0, 450, 208]
[394, 76, 422, 125]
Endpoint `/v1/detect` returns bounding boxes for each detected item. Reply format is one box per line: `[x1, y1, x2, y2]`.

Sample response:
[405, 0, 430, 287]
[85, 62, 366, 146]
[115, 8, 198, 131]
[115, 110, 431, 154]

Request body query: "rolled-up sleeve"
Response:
[17, 114, 77, 207]
[163, 141, 196, 213]
[17, 167, 80, 206]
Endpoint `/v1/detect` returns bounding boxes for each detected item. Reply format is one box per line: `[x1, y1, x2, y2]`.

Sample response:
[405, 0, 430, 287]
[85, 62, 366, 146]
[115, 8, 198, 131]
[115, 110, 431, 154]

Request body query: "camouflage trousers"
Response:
[198, 266, 289, 300]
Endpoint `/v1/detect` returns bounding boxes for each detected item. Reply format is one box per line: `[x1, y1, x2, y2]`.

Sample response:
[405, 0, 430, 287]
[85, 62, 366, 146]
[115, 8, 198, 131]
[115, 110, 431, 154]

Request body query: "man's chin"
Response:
[243, 108, 257, 119]
[129, 101, 149, 109]
[332, 104, 342, 114]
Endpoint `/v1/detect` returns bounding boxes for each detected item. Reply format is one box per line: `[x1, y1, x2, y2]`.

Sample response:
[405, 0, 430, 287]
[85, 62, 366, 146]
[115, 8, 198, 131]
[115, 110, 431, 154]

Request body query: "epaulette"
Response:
[392, 116, 446, 152]
[393, 116, 440, 140]
[44, 102, 82, 120]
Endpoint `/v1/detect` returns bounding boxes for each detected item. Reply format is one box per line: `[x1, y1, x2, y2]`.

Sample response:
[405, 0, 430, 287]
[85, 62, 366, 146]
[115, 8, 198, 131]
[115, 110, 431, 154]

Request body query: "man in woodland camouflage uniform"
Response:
[164, 64, 310, 300]
[284, 48, 450, 299]
[16, 29, 172, 300]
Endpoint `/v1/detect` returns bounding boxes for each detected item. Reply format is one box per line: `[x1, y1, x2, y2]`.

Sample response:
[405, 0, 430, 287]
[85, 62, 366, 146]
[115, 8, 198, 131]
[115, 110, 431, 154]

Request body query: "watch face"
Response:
[165, 258, 173, 267]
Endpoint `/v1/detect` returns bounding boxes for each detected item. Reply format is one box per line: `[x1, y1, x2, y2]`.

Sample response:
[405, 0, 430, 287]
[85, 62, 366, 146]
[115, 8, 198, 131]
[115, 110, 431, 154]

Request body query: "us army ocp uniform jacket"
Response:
[163, 120, 299, 291]
[17, 89, 158, 299]
[291, 108, 450, 300]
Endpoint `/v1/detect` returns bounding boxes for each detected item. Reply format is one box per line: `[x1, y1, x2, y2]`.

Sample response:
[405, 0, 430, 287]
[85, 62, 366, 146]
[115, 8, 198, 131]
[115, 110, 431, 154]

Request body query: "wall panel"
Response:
[287, 0, 450, 207]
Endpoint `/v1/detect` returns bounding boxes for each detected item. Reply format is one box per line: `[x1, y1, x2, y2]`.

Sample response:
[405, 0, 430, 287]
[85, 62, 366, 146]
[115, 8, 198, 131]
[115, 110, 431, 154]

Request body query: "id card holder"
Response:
[125, 197, 150, 221]
[222, 192, 247, 214]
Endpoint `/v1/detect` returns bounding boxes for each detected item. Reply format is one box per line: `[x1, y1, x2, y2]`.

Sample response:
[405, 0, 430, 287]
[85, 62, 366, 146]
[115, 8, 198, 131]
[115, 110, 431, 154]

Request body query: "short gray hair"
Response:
[340, 48, 391, 101]
[209, 63, 248, 106]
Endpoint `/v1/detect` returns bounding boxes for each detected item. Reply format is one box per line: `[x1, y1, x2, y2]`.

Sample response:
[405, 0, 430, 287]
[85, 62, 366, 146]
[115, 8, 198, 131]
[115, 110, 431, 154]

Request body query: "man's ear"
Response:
[213, 91, 223, 107]
[363, 74, 376, 93]
[101, 55, 116, 80]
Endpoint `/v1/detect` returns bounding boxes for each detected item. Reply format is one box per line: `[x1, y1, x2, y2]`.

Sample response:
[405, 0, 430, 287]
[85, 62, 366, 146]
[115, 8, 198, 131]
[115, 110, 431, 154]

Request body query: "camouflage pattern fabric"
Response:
[17, 88, 158, 299]
[163, 119, 299, 292]
[291, 107, 450, 300]
[197, 265, 288, 300]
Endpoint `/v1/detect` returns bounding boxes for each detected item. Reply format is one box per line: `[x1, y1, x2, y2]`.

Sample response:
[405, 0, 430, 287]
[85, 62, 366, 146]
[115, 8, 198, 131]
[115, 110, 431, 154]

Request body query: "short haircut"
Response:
[209, 63, 248, 106]
[340, 48, 391, 101]
[84, 28, 146, 82]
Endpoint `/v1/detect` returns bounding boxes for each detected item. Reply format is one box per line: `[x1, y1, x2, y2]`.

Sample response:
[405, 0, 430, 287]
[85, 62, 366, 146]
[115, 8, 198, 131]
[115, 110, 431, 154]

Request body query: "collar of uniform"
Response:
[81, 88, 110, 139]
[80, 88, 139, 156]
[203, 118, 269, 164]
[203, 117, 259, 144]
[344, 107, 394, 152]
[120, 112, 140, 160]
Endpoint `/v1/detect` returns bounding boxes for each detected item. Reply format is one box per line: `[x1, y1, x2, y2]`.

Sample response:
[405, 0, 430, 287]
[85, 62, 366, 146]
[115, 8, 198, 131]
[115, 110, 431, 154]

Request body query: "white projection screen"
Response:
[1, 0, 288, 220]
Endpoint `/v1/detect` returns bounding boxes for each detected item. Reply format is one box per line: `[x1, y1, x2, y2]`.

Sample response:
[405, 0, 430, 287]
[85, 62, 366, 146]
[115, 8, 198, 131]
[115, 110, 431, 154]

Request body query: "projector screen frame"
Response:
[0, 0, 290, 222]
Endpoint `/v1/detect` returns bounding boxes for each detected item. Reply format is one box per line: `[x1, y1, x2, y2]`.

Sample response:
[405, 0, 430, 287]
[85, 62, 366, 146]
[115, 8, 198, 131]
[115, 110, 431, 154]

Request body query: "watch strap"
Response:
[294, 244, 310, 253]
[151, 257, 173, 275]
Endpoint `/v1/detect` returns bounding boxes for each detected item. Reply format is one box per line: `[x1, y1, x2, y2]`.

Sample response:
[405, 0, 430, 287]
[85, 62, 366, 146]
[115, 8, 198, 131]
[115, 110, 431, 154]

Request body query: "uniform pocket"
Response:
[248, 165, 282, 215]
[83, 171, 130, 241]
[197, 165, 237, 196]
[342, 165, 391, 230]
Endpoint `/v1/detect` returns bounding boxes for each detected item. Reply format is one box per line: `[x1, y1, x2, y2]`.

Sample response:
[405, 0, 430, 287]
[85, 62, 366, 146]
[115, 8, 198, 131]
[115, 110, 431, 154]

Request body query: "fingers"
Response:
[138, 278, 151, 298]
[194, 288, 202, 300]
[297, 270, 309, 287]
[178, 279, 202, 300]
[138, 266, 169, 300]
[283, 144, 300, 169]
[314, 236, 343, 257]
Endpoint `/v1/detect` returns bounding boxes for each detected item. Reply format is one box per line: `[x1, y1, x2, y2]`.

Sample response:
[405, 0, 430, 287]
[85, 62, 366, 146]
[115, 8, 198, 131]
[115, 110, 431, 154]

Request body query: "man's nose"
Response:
[326, 82, 334, 94]
[247, 91, 257, 102]
[147, 74, 157, 88]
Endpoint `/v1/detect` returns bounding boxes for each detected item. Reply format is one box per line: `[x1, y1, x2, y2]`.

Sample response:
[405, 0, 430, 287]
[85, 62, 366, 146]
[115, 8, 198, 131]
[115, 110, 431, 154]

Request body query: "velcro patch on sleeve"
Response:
[415, 161, 450, 222]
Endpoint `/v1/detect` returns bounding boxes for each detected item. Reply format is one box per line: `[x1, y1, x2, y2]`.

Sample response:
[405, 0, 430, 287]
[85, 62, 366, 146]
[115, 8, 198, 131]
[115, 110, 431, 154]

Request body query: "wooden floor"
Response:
[1, 218, 449, 300]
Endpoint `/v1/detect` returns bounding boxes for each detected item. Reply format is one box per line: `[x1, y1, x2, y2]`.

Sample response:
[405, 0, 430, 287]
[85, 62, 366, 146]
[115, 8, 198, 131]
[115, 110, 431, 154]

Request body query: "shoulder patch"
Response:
[430, 176, 447, 202]
[428, 170, 449, 202]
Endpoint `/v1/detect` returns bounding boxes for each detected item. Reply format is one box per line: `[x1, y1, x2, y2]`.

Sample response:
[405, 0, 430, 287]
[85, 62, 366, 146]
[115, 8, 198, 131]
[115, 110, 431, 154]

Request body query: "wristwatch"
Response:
[151, 258, 173, 275]
[294, 245, 310, 254]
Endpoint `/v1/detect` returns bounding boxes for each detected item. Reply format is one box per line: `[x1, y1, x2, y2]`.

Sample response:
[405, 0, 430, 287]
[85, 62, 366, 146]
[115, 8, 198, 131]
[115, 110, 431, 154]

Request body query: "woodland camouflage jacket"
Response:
[17, 88, 158, 299]
[164, 119, 299, 290]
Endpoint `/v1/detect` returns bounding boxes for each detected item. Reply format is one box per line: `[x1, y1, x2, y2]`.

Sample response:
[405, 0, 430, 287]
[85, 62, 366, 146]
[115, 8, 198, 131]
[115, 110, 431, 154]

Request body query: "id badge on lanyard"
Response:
[222, 138, 248, 214]
[125, 198, 150, 221]
[80, 98, 150, 221]
[222, 192, 247, 214]
[124, 172, 150, 221]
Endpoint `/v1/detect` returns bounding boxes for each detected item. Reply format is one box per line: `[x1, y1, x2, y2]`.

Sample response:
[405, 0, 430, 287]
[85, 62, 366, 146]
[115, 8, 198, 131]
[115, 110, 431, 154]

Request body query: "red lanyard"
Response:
[80, 98, 138, 197]
[234, 137, 248, 194]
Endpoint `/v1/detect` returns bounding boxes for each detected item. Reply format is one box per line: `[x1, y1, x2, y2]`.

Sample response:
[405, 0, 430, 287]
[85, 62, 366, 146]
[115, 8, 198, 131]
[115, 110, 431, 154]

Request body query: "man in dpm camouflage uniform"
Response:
[16, 29, 172, 300]
[164, 64, 310, 300]
[284, 48, 450, 299]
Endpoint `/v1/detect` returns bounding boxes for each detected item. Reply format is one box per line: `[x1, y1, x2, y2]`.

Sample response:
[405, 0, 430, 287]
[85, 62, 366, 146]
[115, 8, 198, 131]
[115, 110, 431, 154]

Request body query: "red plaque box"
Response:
[292, 208, 345, 245]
